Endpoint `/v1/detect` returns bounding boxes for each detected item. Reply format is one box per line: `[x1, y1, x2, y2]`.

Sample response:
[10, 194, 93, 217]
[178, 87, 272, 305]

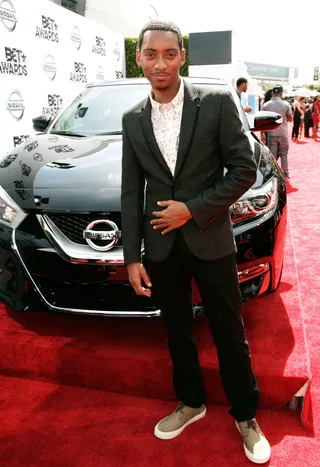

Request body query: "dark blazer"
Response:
[121, 79, 257, 264]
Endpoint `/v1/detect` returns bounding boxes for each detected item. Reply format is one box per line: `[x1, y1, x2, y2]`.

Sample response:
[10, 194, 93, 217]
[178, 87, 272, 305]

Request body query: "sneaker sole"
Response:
[154, 406, 207, 440]
[235, 422, 271, 464]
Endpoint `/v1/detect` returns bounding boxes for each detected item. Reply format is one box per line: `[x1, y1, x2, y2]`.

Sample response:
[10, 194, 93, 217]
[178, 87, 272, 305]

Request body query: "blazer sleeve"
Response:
[121, 115, 145, 264]
[185, 90, 257, 231]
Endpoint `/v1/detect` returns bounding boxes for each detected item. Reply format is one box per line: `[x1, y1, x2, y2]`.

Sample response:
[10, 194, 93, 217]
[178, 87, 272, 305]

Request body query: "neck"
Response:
[152, 77, 181, 104]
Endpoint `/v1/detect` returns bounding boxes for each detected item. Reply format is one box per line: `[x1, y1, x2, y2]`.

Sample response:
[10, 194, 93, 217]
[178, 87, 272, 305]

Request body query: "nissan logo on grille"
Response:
[83, 219, 121, 251]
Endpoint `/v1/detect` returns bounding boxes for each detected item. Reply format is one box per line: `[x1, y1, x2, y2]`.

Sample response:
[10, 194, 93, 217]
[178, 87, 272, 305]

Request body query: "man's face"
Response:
[136, 30, 185, 90]
[242, 82, 249, 92]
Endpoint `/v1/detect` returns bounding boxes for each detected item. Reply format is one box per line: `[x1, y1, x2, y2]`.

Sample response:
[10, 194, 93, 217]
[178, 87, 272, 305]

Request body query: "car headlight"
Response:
[0, 186, 27, 228]
[230, 177, 277, 225]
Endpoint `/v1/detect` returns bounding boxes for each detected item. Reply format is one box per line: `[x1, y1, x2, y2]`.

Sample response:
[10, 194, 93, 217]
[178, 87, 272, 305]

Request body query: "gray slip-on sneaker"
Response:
[154, 402, 206, 440]
[236, 418, 271, 464]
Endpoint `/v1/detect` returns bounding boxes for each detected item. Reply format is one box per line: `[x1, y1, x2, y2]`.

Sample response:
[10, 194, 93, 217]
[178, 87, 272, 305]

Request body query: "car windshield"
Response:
[50, 84, 151, 137]
[50, 80, 249, 137]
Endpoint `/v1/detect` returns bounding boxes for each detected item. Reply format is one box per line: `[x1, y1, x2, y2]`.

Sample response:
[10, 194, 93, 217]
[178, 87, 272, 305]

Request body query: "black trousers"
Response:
[147, 232, 259, 422]
[292, 113, 301, 139]
[304, 117, 313, 137]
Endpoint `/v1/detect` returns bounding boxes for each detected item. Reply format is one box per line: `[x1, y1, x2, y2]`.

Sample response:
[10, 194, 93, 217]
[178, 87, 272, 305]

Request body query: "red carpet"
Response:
[0, 222, 310, 410]
[0, 375, 314, 467]
[0, 135, 319, 465]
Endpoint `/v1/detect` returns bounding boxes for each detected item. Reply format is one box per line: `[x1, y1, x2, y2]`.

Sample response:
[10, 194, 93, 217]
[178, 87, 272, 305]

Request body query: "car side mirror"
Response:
[32, 115, 52, 132]
[250, 111, 282, 132]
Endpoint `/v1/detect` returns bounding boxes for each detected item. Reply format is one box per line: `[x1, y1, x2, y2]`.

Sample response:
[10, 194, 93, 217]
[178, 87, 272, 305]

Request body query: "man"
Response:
[121, 20, 271, 464]
[262, 85, 293, 180]
[236, 77, 252, 113]
[304, 98, 313, 138]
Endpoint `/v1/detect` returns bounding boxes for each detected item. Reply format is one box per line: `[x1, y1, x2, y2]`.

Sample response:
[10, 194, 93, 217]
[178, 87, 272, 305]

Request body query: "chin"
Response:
[154, 84, 169, 91]
[150, 76, 171, 89]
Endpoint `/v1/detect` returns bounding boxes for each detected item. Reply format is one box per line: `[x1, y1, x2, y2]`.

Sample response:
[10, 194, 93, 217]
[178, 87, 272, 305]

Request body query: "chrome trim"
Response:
[11, 229, 160, 318]
[258, 271, 270, 295]
[83, 219, 121, 252]
[238, 263, 270, 283]
[12, 218, 272, 317]
[36, 214, 138, 265]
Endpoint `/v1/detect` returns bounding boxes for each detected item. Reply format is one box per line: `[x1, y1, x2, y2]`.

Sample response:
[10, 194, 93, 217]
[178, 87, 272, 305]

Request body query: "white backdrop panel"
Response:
[0, 0, 125, 154]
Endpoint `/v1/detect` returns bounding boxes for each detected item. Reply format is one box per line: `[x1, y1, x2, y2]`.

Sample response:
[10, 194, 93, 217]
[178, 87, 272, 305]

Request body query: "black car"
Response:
[0, 78, 286, 317]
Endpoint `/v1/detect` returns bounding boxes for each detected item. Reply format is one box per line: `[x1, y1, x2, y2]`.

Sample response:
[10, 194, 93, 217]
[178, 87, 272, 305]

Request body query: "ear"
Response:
[180, 48, 186, 67]
[136, 49, 141, 67]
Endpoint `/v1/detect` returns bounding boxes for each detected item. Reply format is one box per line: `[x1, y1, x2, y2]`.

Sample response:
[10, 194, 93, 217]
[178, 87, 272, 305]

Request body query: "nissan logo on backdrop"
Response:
[114, 42, 120, 61]
[71, 26, 81, 49]
[0, 0, 17, 31]
[6, 90, 25, 120]
[43, 54, 56, 80]
[96, 65, 104, 80]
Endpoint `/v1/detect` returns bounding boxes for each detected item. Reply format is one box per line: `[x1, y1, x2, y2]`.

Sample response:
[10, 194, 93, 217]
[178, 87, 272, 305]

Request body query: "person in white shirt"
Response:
[121, 19, 271, 465]
[236, 77, 252, 113]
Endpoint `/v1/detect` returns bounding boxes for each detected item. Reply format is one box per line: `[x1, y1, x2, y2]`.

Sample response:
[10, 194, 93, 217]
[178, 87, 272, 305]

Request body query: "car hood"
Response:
[0, 132, 270, 212]
[0, 134, 123, 211]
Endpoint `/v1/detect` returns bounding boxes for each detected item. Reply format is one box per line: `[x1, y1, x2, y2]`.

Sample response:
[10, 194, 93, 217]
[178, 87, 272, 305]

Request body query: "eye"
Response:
[145, 53, 154, 58]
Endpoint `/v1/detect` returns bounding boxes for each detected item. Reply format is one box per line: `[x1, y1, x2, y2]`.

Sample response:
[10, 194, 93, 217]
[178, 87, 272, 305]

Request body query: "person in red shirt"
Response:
[312, 95, 320, 140]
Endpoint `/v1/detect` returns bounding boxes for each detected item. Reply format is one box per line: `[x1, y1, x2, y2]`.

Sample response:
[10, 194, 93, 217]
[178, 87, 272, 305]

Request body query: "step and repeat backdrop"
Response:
[0, 0, 125, 154]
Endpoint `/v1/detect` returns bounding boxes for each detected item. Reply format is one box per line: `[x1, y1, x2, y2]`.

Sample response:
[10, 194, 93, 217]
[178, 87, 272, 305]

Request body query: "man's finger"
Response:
[161, 226, 175, 235]
[141, 268, 152, 287]
[151, 218, 167, 225]
[132, 279, 150, 296]
[157, 200, 172, 207]
[152, 210, 166, 218]
[153, 223, 168, 230]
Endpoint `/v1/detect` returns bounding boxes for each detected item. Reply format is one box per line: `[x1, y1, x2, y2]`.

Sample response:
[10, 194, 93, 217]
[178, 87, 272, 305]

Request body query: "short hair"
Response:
[138, 20, 183, 51]
[236, 77, 248, 87]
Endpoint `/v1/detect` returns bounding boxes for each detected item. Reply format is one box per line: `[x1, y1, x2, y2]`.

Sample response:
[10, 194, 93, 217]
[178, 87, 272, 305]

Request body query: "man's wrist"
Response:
[183, 202, 192, 220]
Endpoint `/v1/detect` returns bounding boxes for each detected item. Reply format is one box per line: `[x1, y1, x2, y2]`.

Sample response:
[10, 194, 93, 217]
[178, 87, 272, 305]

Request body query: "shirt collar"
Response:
[149, 78, 184, 110]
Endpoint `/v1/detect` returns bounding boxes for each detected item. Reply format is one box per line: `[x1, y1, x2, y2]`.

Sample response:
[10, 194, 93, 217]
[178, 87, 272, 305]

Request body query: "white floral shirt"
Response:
[150, 79, 184, 176]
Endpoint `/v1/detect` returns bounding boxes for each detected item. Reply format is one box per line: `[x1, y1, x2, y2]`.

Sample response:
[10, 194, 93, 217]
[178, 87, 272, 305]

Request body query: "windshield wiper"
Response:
[50, 131, 87, 137]
[96, 130, 122, 135]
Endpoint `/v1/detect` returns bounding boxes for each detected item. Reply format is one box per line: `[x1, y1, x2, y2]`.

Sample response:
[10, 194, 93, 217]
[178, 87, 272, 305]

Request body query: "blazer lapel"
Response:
[174, 80, 200, 180]
[139, 98, 173, 177]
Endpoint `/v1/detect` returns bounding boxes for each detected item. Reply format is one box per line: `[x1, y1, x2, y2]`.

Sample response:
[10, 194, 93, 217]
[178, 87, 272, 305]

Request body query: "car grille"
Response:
[32, 275, 157, 312]
[46, 213, 122, 245]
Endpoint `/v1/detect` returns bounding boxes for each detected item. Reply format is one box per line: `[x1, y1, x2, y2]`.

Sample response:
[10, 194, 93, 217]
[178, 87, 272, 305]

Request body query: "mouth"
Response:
[152, 73, 170, 77]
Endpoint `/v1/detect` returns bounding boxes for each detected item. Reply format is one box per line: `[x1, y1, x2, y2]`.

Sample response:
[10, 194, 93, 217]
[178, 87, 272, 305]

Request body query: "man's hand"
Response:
[127, 262, 152, 297]
[151, 200, 192, 235]
[244, 105, 253, 113]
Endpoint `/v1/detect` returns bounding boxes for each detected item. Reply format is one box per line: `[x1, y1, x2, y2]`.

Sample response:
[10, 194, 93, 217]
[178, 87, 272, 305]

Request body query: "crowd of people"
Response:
[262, 89, 320, 180]
[289, 95, 320, 141]
[237, 77, 320, 181]
[262, 89, 320, 142]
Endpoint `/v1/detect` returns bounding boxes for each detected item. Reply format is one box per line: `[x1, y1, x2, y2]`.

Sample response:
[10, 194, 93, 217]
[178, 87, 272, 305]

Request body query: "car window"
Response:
[50, 84, 151, 136]
[50, 81, 249, 137]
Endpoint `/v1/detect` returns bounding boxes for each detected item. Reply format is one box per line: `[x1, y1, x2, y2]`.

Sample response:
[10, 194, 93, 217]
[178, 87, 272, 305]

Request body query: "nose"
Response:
[154, 56, 167, 71]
